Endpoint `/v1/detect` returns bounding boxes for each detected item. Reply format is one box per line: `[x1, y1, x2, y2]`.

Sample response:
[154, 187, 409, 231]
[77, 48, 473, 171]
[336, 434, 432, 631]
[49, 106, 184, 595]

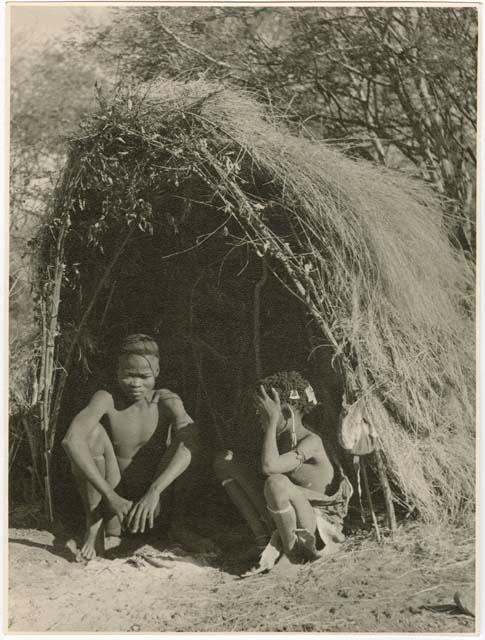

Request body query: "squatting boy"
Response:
[63, 334, 199, 561]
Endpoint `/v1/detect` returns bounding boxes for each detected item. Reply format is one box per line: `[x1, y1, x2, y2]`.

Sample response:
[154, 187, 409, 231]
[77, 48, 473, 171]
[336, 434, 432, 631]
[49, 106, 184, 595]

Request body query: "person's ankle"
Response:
[255, 533, 270, 550]
[284, 532, 298, 554]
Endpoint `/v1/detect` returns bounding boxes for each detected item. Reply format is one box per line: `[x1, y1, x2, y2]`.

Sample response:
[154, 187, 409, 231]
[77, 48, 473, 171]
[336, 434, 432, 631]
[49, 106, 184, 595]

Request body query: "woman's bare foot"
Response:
[76, 518, 104, 562]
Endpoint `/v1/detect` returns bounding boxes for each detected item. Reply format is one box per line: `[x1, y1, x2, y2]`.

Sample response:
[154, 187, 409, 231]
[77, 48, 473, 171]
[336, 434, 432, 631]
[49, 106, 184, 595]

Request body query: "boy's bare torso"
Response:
[102, 389, 179, 494]
[106, 393, 160, 457]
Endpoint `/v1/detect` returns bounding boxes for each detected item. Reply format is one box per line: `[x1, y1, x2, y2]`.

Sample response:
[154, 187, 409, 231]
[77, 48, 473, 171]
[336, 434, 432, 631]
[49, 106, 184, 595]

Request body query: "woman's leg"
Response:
[214, 451, 270, 548]
[264, 474, 316, 555]
[169, 439, 220, 553]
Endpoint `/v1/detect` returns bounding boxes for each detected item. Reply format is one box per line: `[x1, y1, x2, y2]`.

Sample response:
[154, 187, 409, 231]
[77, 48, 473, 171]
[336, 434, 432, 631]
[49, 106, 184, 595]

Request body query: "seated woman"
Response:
[214, 371, 352, 574]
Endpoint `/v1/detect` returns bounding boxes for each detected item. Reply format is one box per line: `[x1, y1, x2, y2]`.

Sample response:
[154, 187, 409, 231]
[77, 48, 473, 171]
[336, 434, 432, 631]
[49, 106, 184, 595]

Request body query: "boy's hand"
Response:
[126, 490, 160, 533]
[106, 492, 133, 523]
[256, 386, 282, 429]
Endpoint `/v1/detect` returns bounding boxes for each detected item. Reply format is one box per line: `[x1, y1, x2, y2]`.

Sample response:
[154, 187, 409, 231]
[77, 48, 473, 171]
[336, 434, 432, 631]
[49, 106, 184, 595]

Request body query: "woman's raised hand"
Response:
[255, 385, 282, 429]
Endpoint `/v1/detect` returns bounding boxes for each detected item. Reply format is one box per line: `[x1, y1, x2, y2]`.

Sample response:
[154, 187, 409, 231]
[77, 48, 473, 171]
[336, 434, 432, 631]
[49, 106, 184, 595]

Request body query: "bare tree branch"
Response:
[156, 12, 233, 70]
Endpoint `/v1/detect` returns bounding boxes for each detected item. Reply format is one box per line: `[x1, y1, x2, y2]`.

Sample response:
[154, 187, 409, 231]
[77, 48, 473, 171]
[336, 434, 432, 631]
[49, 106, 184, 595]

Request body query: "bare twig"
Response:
[374, 449, 397, 531]
[156, 13, 232, 69]
[161, 213, 233, 260]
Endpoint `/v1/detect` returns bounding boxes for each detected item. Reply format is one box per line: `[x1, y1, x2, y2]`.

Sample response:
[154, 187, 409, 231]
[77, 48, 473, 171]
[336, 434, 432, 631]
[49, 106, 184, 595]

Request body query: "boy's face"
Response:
[117, 354, 159, 401]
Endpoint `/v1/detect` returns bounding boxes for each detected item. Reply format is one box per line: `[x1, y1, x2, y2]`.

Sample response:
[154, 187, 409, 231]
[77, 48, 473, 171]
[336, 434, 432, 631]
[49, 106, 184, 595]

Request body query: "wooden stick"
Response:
[20, 414, 42, 494]
[361, 457, 382, 543]
[253, 258, 267, 379]
[38, 235, 65, 523]
[374, 448, 397, 531]
[99, 277, 117, 329]
[38, 297, 47, 402]
[45, 252, 65, 440]
[43, 450, 54, 523]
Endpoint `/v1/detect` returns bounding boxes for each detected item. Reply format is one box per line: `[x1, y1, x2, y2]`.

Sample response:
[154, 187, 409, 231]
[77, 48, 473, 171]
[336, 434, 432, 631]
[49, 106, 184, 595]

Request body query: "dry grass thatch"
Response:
[35, 79, 474, 522]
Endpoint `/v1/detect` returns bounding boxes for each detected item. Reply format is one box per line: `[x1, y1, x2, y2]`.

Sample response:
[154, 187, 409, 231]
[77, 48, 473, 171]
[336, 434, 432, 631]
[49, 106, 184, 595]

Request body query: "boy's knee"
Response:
[213, 450, 234, 480]
[264, 474, 290, 500]
[63, 422, 107, 460]
[87, 423, 109, 454]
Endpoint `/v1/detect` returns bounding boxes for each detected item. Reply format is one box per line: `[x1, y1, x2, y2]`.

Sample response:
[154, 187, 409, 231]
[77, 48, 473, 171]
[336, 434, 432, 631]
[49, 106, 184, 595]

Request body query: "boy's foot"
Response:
[104, 515, 122, 539]
[105, 535, 122, 551]
[76, 520, 104, 562]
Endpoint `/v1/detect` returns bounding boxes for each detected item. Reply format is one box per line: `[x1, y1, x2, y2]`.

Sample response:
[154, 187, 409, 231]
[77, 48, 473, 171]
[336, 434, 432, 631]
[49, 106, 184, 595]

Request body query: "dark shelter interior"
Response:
[53, 187, 344, 534]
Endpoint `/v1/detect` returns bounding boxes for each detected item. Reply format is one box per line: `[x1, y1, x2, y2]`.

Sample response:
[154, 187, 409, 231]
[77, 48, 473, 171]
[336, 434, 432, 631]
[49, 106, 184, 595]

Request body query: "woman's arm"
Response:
[262, 433, 321, 475]
[261, 417, 280, 475]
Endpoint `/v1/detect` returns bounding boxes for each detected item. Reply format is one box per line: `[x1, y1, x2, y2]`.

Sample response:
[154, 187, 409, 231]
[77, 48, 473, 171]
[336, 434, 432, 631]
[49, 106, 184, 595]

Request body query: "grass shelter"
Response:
[21, 79, 474, 528]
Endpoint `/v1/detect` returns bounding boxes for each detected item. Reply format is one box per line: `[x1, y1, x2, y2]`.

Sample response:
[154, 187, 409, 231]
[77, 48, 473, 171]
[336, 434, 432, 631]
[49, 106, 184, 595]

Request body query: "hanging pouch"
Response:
[338, 398, 377, 456]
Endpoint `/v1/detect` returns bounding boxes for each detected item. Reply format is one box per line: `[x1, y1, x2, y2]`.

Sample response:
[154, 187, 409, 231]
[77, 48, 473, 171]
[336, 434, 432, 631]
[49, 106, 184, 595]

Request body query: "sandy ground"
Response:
[8, 521, 476, 633]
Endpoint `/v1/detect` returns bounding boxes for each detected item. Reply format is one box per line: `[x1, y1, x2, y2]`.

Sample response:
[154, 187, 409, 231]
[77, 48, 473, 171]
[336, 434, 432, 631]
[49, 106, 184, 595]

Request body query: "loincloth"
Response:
[117, 441, 168, 500]
[116, 466, 168, 504]
[312, 472, 353, 529]
[310, 473, 353, 548]
[243, 471, 353, 577]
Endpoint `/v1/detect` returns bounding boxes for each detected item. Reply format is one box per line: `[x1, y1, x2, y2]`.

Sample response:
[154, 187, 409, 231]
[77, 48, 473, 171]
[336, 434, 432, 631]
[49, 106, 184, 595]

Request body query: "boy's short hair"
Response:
[119, 334, 159, 359]
[258, 370, 317, 415]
